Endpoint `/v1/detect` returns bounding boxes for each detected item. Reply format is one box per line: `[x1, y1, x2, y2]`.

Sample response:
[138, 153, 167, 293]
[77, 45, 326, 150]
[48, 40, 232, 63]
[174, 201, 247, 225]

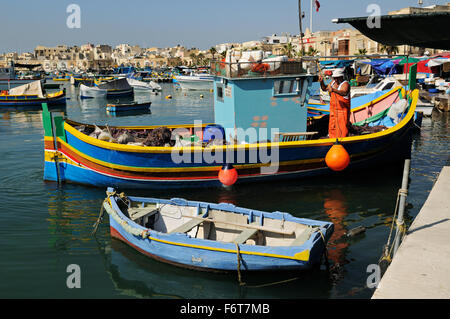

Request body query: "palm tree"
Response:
[355, 48, 367, 59]
[197, 53, 205, 66]
[282, 43, 295, 58]
[306, 46, 319, 56]
[357, 48, 367, 55]
[189, 52, 197, 66]
[379, 44, 399, 57]
[209, 47, 217, 60]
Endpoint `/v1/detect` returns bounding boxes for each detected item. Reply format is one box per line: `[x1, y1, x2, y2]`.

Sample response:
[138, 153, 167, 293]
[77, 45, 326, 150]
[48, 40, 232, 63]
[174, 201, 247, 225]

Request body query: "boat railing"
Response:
[210, 59, 309, 79]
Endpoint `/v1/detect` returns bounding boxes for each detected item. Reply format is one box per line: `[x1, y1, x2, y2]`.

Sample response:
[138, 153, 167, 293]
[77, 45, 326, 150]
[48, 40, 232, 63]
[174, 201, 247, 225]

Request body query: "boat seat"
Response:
[128, 205, 159, 221]
[169, 218, 204, 234]
[290, 227, 315, 247]
[169, 205, 209, 234]
[233, 228, 258, 245]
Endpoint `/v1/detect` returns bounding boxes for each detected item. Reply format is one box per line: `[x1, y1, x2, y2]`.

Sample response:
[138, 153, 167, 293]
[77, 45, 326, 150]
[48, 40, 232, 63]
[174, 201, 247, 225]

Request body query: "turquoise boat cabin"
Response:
[210, 59, 314, 144]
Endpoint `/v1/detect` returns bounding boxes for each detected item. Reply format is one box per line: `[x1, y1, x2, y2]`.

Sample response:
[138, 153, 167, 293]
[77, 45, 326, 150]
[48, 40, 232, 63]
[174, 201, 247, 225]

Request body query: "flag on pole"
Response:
[315, 0, 321, 12]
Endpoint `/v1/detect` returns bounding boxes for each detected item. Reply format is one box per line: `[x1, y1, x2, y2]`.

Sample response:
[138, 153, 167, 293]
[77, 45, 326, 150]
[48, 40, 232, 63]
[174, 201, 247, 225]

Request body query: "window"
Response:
[216, 83, 224, 102]
[274, 80, 297, 96]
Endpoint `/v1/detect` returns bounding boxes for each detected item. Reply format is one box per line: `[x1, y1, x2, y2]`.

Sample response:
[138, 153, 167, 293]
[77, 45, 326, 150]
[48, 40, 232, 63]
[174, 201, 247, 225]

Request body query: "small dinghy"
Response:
[126, 78, 161, 92]
[79, 83, 107, 99]
[106, 101, 151, 113]
[101, 188, 333, 272]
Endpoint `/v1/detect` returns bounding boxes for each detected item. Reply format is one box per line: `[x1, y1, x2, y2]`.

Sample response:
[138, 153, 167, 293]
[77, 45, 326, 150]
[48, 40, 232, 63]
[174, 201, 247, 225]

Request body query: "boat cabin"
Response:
[210, 59, 314, 143]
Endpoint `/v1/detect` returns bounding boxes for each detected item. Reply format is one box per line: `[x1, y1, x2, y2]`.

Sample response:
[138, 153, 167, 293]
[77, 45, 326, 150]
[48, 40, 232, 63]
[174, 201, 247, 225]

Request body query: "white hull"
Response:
[126, 78, 161, 91]
[79, 84, 107, 98]
[176, 75, 214, 91]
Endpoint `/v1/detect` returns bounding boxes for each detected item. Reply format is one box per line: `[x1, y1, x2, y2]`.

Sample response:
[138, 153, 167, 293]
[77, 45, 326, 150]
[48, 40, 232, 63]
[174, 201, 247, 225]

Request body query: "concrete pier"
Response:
[372, 165, 450, 299]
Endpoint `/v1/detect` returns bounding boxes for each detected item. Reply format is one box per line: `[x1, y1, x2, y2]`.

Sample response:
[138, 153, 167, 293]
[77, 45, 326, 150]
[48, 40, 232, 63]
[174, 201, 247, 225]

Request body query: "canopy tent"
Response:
[393, 57, 422, 65]
[426, 57, 450, 67]
[333, 12, 450, 50]
[354, 59, 372, 75]
[8, 80, 44, 98]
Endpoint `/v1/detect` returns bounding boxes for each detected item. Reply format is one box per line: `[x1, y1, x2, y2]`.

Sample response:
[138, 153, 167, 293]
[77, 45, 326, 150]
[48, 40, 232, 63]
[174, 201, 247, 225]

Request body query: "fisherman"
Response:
[318, 68, 351, 138]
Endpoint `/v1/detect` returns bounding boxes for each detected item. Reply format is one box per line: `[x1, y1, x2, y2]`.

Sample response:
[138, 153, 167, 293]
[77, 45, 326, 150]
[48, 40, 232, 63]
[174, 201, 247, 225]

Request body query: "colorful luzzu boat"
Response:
[42, 61, 419, 189]
[0, 80, 66, 108]
[102, 188, 334, 271]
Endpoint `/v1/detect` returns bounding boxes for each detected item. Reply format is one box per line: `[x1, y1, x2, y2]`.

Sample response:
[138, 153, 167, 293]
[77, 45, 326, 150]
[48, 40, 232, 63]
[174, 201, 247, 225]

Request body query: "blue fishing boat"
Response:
[102, 188, 334, 271]
[41, 60, 419, 189]
[0, 80, 66, 108]
[106, 101, 151, 113]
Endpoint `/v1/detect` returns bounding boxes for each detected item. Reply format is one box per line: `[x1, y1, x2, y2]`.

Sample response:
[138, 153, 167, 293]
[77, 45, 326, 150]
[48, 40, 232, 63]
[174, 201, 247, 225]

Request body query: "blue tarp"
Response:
[362, 59, 400, 75]
[319, 60, 355, 68]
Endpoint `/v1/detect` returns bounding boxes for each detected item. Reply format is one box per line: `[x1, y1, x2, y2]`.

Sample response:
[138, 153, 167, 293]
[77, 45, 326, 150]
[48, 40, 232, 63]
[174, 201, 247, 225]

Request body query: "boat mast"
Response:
[299, 0, 305, 54]
[310, 0, 313, 33]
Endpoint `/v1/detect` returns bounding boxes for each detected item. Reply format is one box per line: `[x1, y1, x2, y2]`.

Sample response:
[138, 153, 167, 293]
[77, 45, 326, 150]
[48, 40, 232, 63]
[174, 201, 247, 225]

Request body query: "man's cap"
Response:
[332, 68, 345, 78]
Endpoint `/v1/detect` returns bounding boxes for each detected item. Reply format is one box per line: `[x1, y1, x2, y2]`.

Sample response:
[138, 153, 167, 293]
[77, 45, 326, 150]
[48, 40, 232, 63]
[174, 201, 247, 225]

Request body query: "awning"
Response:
[334, 12, 450, 50]
[426, 58, 450, 67]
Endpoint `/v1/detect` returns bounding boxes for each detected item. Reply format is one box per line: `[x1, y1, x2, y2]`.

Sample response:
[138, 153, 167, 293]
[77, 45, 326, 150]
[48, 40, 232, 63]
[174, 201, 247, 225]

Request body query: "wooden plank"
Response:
[182, 215, 294, 235]
[169, 219, 204, 234]
[290, 227, 314, 246]
[233, 228, 258, 244]
[128, 206, 158, 221]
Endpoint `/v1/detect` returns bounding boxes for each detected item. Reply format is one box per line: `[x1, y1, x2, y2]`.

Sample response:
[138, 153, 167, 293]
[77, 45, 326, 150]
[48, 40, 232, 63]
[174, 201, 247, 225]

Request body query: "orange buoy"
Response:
[218, 164, 238, 186]
[325, 140, 350, 171]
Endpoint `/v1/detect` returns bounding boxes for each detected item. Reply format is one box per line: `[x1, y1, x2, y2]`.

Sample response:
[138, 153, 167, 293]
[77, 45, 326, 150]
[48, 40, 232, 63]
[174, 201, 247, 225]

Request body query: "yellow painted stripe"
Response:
[146, 235, 310, 261]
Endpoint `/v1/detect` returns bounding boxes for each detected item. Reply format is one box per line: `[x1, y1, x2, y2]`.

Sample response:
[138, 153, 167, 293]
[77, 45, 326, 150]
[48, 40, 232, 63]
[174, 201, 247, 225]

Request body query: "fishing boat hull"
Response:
[106, 102, 151, 113]
[106, 88, 134, 98]
[41, 88, 418, 189]
[0, 90, 66, 107]
[79, 84, 107, 98]
[126, 78, 161, 91]
[175, 75, 214, 91]
[103, 189, 333, 271]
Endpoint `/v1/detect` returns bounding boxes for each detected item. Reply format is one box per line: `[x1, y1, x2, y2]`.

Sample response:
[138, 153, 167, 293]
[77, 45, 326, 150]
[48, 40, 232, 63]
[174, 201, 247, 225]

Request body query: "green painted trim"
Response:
[53, 116, 66, 142]
[41, 103, 53, 137]
[408, 63, 418, 91]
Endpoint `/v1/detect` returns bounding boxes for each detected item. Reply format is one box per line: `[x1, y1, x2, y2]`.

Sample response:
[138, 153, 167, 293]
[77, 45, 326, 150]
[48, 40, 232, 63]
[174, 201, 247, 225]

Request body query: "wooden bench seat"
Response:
[169, 218, 204, 234]
[128, 205, 159, 221]
[233, 228, 258, 245]
[290, 227, 315, 246]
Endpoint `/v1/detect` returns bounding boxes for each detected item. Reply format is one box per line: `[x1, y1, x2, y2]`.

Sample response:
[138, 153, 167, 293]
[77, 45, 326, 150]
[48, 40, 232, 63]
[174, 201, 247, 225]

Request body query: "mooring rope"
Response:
[380, 188, 408, 264]
[235, 243, 246, 286]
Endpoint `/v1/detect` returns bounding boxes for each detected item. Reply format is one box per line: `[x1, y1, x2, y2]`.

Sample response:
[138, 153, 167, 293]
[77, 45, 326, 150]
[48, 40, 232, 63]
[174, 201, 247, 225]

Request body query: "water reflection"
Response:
[103, 239, 333, 299]
[323, 189, 349, 266]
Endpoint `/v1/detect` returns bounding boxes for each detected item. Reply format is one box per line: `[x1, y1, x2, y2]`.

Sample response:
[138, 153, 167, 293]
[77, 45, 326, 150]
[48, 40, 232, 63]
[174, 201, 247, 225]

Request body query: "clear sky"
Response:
[1, 0, 448, 53]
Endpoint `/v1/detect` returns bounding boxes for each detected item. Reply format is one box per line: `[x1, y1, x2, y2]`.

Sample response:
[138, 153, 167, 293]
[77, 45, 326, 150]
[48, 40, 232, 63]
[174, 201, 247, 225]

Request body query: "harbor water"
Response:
[0, 81, 448, 298]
